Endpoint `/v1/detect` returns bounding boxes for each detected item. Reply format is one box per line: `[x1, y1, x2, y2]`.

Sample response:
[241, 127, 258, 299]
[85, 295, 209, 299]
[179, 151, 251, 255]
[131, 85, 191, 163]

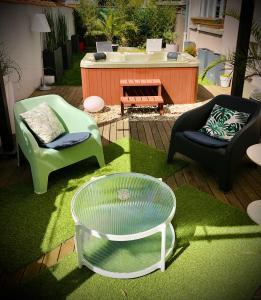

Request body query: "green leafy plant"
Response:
[131, 6, 176, 47]
[76, 0, 176, 48]
[43, 9, 57, 51]
[92, 9, 123, 41]
[0, 42, 21, 81]
[76, 0, 98, 36]
[163, 31, 178, 44]
[56, 11, 68, 47]
[220, 73, 231, 77]
[184, 45, 197, 57]
[118, 22, 138, 46]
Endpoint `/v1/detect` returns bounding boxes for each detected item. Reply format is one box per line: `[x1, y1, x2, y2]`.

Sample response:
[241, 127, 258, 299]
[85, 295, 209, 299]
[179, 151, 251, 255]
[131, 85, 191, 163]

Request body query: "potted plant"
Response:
[56, 11, 72, 69]
[220, 73, 232, 87]
[184, 44, 197, 57]
[43, 10, 64, 82]
[0, 43, 21, 152]
[163, 31, 178, 52]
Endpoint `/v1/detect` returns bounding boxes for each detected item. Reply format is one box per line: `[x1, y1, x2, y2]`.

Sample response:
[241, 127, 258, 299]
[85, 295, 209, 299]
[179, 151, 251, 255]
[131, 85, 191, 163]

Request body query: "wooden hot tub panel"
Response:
[81, 67, 198, 105]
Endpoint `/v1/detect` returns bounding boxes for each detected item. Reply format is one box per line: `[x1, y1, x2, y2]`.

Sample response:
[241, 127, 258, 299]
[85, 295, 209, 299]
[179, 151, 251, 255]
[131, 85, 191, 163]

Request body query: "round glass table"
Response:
[71, 172, 176, 278]
[246, 144, 261, 225]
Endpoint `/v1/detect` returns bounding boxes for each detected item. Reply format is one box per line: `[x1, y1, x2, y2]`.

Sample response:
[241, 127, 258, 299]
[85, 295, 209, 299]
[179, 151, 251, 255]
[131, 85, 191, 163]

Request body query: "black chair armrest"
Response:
[171, 101, 212, 135]
[226, 111, 261, 161]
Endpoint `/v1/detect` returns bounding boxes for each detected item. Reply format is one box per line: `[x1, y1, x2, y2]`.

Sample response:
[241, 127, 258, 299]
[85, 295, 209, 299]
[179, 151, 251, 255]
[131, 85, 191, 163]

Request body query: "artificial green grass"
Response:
[16, 185, 261, 300]
[0, 138, 186, 272]
[55, 53, 85, 86]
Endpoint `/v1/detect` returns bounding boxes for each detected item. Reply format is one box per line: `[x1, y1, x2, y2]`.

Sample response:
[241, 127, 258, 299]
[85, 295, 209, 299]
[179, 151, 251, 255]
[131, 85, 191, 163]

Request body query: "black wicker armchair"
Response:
[167, 95, 261, 191]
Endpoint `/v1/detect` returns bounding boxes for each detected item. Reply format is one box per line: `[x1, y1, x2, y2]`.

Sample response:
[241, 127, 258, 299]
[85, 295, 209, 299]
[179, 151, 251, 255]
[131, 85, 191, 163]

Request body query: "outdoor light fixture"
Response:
[31, 13, 51, 91]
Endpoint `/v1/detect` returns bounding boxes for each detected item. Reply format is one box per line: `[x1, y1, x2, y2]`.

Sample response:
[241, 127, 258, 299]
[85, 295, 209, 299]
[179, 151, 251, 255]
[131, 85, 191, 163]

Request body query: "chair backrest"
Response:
[96, 41, 113, 52]
[212, 95, 261, 121]
[14, 94, 76, 131]
[146, 39, 162, 52]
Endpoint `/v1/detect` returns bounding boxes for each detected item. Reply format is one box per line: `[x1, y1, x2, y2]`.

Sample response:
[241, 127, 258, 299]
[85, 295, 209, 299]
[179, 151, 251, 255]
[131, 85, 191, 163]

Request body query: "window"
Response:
[200, 0, 226, 19]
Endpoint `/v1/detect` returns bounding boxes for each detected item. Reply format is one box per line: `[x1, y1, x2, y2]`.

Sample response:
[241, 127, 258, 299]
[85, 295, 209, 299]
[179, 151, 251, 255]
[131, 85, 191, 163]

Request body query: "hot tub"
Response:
[80, 51, 199, 105]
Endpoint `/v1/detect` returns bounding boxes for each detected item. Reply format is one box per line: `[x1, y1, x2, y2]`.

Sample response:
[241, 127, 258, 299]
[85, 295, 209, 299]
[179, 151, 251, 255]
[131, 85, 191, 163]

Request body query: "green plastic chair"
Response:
[14, 94, 105, 194]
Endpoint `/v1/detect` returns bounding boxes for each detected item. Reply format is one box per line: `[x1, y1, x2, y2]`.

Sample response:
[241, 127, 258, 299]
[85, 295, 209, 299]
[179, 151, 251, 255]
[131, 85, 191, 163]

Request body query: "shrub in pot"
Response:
[57, 11, 72, 69]
[43, 10, 64, 82]
[163, 31, 179, 52]
[184, 44, 197, 57]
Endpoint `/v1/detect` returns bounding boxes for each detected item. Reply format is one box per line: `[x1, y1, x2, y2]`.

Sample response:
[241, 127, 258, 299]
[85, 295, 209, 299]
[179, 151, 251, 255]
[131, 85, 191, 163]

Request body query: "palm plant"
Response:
[44, 9, 57, 51]
[91, 8, 138, 44]
[56, 11, 68, 47]
[202, 10, 261, 81]
[92, 9, 120, 41]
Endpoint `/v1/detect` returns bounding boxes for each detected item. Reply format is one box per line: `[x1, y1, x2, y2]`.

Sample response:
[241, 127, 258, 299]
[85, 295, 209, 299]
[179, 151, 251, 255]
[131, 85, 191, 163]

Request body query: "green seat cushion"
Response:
[20, 102, 66, 144]
[199, 104, 250, 141]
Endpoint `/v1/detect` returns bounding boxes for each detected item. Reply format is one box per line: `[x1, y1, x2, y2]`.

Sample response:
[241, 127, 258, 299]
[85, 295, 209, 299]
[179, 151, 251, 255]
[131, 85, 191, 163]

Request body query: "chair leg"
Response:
[16, 143, 20, 167]
[31, 166, 50, 194]
[96, 150, 105, 168]
[121, 102, 124, 116]
[219, 171, 233, 192]
[167, 143, 176, 163]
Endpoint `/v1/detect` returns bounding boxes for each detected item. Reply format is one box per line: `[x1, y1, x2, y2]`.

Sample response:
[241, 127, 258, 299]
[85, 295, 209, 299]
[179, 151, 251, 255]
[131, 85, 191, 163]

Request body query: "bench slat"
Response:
[121, 96, 164, 105]
[120, 79, 161, 87]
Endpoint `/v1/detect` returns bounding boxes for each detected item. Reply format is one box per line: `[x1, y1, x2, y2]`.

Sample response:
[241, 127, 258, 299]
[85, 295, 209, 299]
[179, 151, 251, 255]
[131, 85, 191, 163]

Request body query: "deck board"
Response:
[143, 121, 156, 148]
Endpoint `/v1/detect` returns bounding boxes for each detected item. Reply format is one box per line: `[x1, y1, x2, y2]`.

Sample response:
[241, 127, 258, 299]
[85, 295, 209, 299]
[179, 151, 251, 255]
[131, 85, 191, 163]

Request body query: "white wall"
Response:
[0, 3, 75, 102]
[187, 0, 240, 54]
[189, 29, 223, 53]
[221, 0, 241, 54]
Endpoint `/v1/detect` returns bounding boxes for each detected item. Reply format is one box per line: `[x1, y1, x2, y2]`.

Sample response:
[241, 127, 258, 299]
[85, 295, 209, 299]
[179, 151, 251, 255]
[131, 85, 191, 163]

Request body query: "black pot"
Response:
[71, 34, 80, 53]
[62, 40, 72, 69]
[112, 44, 119, 52]
[43, 47, 64, 82]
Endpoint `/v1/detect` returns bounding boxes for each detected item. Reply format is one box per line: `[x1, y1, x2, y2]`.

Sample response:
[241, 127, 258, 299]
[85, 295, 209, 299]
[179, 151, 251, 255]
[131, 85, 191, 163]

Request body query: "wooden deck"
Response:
[1, 85, 260, 294]
[30, 83, 231, 107]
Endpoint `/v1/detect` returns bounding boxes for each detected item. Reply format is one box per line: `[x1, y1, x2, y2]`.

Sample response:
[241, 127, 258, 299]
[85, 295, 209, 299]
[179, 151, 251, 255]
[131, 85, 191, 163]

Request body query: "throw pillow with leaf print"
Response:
[200, 104, 250, 141]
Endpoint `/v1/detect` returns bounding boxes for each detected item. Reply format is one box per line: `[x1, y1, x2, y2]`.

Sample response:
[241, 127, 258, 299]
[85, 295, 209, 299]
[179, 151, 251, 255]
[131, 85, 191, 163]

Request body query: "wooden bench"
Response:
[120, 79, 164, 116]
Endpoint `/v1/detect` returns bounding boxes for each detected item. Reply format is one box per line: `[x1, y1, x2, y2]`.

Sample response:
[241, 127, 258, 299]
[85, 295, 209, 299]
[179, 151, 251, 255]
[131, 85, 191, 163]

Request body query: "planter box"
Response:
[191, 17, 224, 29]
[71, 34, 80, 53]
[43, 47, 64, 82]
[62, 40, 72, 70]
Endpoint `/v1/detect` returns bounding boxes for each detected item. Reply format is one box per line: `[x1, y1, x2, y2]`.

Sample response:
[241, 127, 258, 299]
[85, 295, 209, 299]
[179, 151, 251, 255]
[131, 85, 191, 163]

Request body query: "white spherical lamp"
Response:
[84, 96, 105, 113]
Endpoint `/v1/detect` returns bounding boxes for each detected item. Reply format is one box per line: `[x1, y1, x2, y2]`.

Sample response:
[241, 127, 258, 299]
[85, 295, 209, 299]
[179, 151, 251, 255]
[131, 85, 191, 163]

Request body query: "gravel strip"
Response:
[79, 100, 210, 125]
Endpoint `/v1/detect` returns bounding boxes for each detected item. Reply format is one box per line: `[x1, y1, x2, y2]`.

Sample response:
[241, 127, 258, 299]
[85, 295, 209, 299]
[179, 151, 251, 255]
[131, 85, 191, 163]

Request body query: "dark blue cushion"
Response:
[183, 131, 228, 148]
[167, 52, 178, 60]
[44, 132, 91, 149]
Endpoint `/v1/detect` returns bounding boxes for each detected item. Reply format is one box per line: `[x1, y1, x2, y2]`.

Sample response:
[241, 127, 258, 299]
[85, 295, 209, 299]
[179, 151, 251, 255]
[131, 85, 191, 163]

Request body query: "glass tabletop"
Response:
[71, 173, 176, 236]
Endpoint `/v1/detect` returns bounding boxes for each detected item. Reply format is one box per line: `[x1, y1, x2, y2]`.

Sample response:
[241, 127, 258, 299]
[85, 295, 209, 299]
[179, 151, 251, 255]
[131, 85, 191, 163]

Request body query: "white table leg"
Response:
[75, 224, 84, 268]
[160, 223, 167, 272]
